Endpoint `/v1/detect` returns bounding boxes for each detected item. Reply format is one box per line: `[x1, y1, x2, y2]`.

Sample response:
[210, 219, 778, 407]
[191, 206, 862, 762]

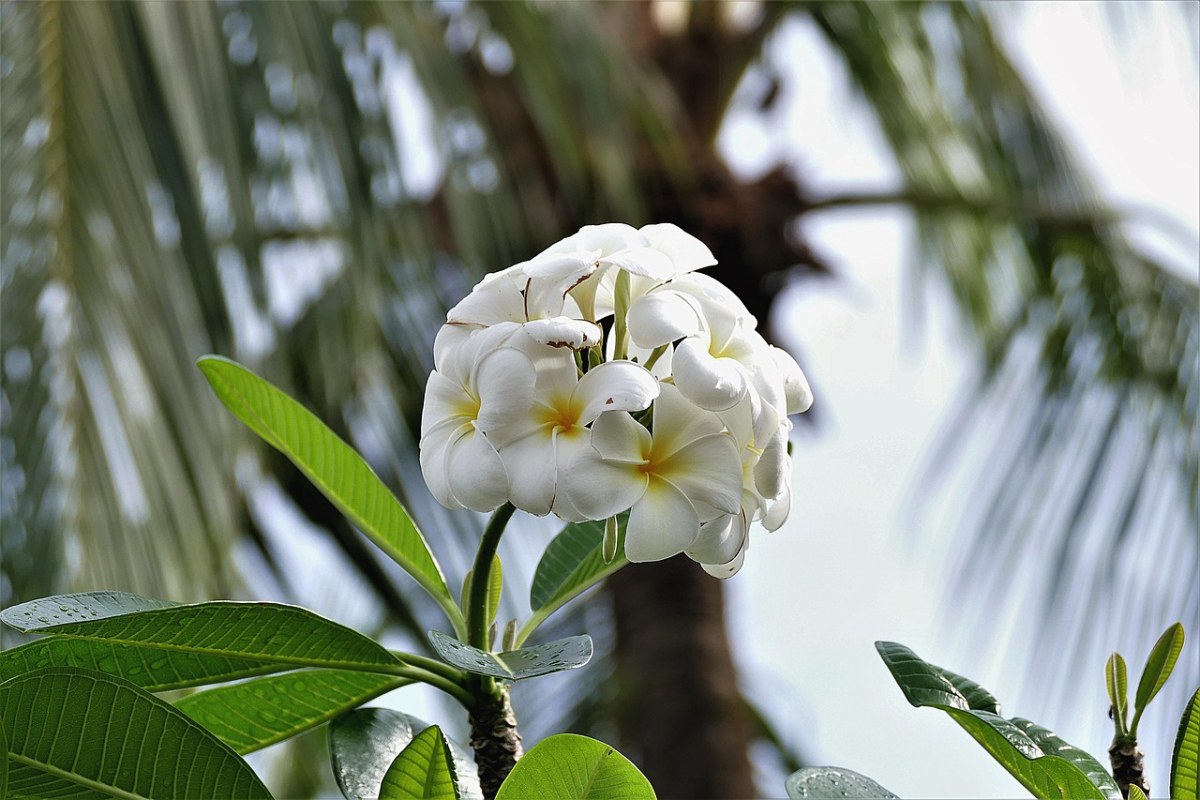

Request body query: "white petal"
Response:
[762, 482, 791, 531]
[624, 477, 700, 562]
[447, 276, 526, 326]
[421, 371, 470, 439]
[588, 410, 652, 463]
[671, 336, 748, 411]
[543, 223, 646, 257]
[771, 345, 814, 414]
[686, 512, 748, 566]
[562, 442, 647, 520]
[754, 424, 789, 501]
[649, 382, 724, 456]
[669, 272, 754, 328]
[419, 423, 468, 510]
[658, 432, 743, 516]
[474, 347, 537, 433]
[521, 253, 598, 318]
[446, 427, 509, 512]
[701, 548, 746, 579]
[497, 431, 556, 516]
[626, 290, 704, 348]
[433, 323, 476, 371]
[549, 427, 592, 519]
[639, 223, 717, 274]
[600, 248, 675, 280]
[522, 317, 601, 349]
[575, 361, 659, 425]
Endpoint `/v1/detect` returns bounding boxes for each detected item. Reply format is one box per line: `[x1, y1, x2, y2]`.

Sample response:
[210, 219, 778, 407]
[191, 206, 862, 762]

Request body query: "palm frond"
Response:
[803, 0, 1198, 739]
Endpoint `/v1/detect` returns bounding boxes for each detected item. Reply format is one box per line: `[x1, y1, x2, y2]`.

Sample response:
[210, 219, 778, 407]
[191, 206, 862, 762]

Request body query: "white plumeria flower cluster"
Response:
[420, 223, 813, 577]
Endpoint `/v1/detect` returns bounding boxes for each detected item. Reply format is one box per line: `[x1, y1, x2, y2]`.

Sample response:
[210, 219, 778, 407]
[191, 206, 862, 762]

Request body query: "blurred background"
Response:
[1, 1, 1196, 797]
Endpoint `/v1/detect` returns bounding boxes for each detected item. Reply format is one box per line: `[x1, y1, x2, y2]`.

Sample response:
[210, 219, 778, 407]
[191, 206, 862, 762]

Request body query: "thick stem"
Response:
[468, 503, 515, 650]
[468, 683, 523, 800]
[1108, 739, 1149, 798]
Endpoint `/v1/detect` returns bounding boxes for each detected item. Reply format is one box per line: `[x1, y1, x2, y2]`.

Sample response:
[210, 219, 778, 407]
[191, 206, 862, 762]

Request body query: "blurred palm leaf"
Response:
[803, 0, 1197, 732]
[2, 0, 1196, 795]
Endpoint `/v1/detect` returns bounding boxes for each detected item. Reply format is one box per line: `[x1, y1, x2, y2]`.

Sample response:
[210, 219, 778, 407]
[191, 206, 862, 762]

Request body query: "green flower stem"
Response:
[468, 503, 516, 651]
[392, 651, 467, 683]
[613, 270, 631, 361]
[642, 344, 667, 371]
[393, 665, 473, 707]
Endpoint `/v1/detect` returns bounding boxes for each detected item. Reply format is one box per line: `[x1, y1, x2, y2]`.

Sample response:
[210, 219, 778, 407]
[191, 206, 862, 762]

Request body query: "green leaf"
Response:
[428, 630, 593, 681]
[1, 592, 402, 672]
[1, 667, 272, 799]
[379, 726, 460, 800]
[1105, 653, 1129, 733]
[197, 356, 455, 617]
[495, 733, 655, 800]
[1132, 622, 1185, 732]
[876, 641, 1121, 800]
[1, 711, 8, 800]
[785, 767, 898, 799]
[1127, 786, 1147, 800]
[522, 516, 627, 645]
[934, 664, 1001, 715]
[1171, 687, 1200, 800]
[329, 708, 481, 800]
[175, 669, 408, 755]
[0, 636, 283, 691]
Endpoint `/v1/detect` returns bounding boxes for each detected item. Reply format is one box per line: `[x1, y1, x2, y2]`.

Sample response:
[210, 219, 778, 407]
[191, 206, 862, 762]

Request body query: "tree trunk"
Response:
[609, 557, 755, 799]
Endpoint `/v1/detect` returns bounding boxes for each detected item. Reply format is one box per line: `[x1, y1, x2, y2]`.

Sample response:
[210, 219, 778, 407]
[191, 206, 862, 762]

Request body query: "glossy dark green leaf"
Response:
[933, 664, 1001, 715]
[1, 592, 401, 672]
[329, 708, 481, 800]
[1, 712, 8, 800]
[198, 356, 455, 616]
[175, 669, 408, 754]
[379, 726, 460, 800]
[1132, 622, 1184, 730]
[1, 667, 272, 799]
[1105, 653, 1128, 733]
[0, 635, 282, 690]
[876, 641, 1120, 800]
[522, 516, 627, 646]
[1172, 687, 1200, 799]
[495, 734, 654, 800]
[428, 630, 592, 681]
[785, 767, 898, 799]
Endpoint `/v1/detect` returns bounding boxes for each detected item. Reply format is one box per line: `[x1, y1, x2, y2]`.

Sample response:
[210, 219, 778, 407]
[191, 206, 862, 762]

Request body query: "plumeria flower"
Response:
[420, 324, 532, 512]
[539, 223, 717, 320]
[563, 384, 742, 562]
[438, 252, 602, 360]
[484, 342, 660, 518]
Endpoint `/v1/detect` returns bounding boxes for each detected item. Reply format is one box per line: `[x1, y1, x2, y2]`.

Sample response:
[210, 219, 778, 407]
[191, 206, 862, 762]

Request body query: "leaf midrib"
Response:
[27, 631, 401, 674]
[8, 752, 151, 800]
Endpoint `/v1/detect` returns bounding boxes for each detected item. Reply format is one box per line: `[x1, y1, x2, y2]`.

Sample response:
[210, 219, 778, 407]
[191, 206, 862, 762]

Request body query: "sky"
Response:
[726, 4, 1199, 797]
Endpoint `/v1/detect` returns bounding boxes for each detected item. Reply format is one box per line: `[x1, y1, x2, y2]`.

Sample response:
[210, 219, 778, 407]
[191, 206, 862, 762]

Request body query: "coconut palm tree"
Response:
[2, 2, 1195, 797]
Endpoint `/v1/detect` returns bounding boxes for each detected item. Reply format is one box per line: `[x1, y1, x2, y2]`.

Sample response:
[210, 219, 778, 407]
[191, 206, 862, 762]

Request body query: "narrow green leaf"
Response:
[876, 641, 1121, 800]
[785, 767, 898, 799]
[522, 516, 627, 645]
[0, 636, 283, 691]
[1105, 653, 1128, 734]
[495, 734, 655, 800]
[1132, 622, 1185, 731]
[1127, 785, 1147, 800]
[1171, 687, 1200, 800]
[197, 356, 454, 614]
[1, 592, 402, 672]
[428, 630, 592, 681]
[175, 669, 407, 754]
[486, 556, 503, 630]
[379, 726, 460, 800]
[1, 667, 272, 799]
[329, 708, 481, 800]
[602, 516, 619, 564]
